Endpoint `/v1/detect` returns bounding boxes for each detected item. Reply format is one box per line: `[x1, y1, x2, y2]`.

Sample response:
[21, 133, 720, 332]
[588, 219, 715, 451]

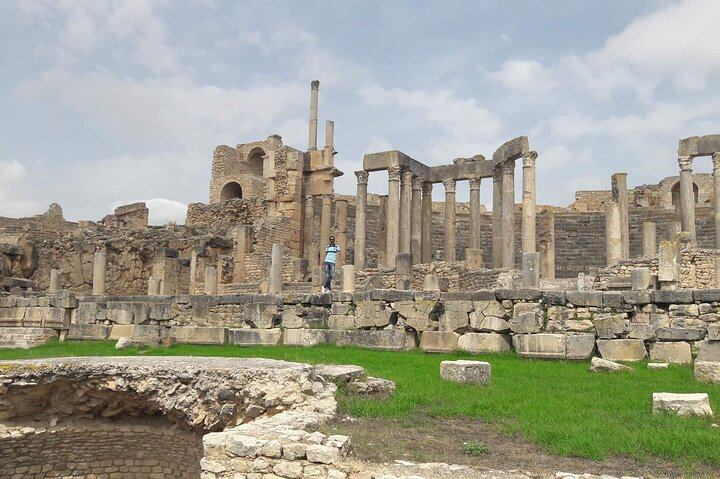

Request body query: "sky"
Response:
[1, 0, 719, 224]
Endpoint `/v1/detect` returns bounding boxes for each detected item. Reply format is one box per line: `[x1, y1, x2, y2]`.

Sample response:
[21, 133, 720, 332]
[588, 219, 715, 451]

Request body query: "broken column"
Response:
[658, 240, 680, 290]
[642, 222, 657, 257]
[386, 166, 401, 268]
[378, 195, 388, 267]
[521, 152, 537, 254]
[354, 171, 368, 270]
[714, 153, 720, 248]
[320, 194, 332, 261]
[323, 120, 334, 166]
[492, 167, 503, 268]
[342, 264, 355, 293]
[400, 168, 412, 254]
[500, 161, 515, 268]
[268, 243, 283, 294]
[443, 179, 457, 261]
[395, 253, 413, 289]
[234, 225, 251, 283]
[521, 252, 540, 288]
[667, 221, 681, 241]
[204, 266, 218, 295]
[308, 80, 319, 151]
[49, 269, 62, 293]
[605, 203, 622, 265]
[335, 198, 348, 264]
[678, 156, 696, 239]
[411, 176, 422, 264]
[92, 251, 106, 296]
[538, 209, 555, 279]
[421, 181, 433, 263]
[469, 177, 482, 250]
[611, 173, 630, 259]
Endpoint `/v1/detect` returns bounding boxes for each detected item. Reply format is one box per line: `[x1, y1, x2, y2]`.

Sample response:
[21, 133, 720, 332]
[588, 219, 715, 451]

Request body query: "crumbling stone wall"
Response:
[186, 198, 266, 227]
[100, 202, 149, 229]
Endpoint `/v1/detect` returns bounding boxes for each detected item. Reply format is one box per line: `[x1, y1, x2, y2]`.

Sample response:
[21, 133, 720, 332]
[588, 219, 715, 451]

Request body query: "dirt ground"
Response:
[326, 416, 716, 479]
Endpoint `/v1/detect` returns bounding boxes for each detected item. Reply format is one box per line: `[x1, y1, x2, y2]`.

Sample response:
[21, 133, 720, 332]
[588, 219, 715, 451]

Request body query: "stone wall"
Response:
[186, 198, 266, 227]
[100, 202, 149, 228]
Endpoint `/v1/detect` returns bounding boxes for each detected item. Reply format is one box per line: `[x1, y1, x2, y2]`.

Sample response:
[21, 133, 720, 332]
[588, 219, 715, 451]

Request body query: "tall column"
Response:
[411, 176, 422, 264]
[612, 173, 629, 259]
[308, 80, 319, 151]
[335, 198, 348, 265]
[642, 222, 657, 256]
[606, 203, 622, 265]
[354, 171, 368, 269]
[538, 209, 555, 279]
[400, 169, 413, 254]
[678, 156, 696, 239]
[521, 152, 537, 254]
[443, 179, 457, 261]
[320, 195, 332, 251]
[386, 166, 401, 268]
[303, 195, 316, 265]
[468, 177, 481, 249]
[421, 182, 433, 263]
[378, 196, 387, 267]
[492, 167, 503, 268]
[323, 120, 334, 166]
[713, 153, 720, 248]
[92, 251, 106, 296]
[268, 243, 283, 294]
[500, 161, 516, 268]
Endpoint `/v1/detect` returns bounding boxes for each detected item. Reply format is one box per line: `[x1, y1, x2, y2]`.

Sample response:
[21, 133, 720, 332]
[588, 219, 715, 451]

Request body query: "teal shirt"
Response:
[325, 244, 340, 263]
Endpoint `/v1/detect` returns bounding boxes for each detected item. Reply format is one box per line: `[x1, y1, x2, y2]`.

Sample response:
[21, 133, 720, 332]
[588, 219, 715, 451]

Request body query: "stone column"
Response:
[304, 195, 316, 266]
[538, 209, 555, 279]
[204, 266, 218, 295]
[421, 182, 433, 263]
[342, 264, 355, 293]
[320, 194, 332, 261]
[308, 80, 319, 151]
[500, 161, 516, 268]
[521, 252, 540, 288]
[49, 269, 62, 293]
[642, 222, 657, 256]
[335, 198, 348, 265]
[492, 167, 502, 268]
[268, 243, 283, 294]
[411, 176, 422, 264]
[378, 196, 387, 267]
[354, 171, 368, 269]
[713, 153, 720, 248]
[148, 277, 161, 296]
[522, 152, 537, 254]
[468, 177, 481, 249]
[386, 166, 401, 268]
[611, 173, 629, 259]
[323, 120, 334, 167]
[678, 156, 696, 239]
[606, 203, 622, 265]
[667, 222, 681, 241]
[234, 226, 250, 283]
[400, 169, 413, 254]
[443, 179, 457, 261]
[92, 251, 106, 296]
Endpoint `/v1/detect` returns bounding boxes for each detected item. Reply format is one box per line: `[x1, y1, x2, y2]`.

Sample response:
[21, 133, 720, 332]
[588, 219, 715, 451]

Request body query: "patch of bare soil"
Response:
[326, 416, 715, 479]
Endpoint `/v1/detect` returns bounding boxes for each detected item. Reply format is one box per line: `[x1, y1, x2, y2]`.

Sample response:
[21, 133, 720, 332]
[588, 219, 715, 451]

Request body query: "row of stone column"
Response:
[678, 153, 720, 247]
[302, 195, 348, 270]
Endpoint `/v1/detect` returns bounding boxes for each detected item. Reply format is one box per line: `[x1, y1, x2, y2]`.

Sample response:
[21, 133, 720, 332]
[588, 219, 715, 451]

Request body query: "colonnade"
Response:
[677, 153, 720, 247]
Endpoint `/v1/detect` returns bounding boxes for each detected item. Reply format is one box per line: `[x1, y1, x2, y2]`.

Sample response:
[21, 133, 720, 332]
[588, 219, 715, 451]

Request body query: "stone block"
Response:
[414, 290, 441, 301]
[457, 333, 512, 353]
[328, 330, 416, 351]
[652, 290, 694, 304]
[541, 291, 566, 305]
[622, 290, 652, 305]
[693, 289, 720, 303]
[170, 326, 227, 345]
[244, 303, 279, 329]
[149, 302, 173, 321]
[566, 291, 603, 307]
[509, 303, 542, 334]
[590, 357, 634, 372]
[495, 289, 542, 301]
[656, 327, 704, 341]
[228, 328, 282, 346]
[648, 362, 669, 370]
[648, 341, 692, 364]
[652, 392, 713, 417]
[314, 364, 366, 384]
[566, 334, 596, 360]
[68, 324, 111, 341]
[109, 324, 137, 340]
[596, 339, 647, 361]
[470, 290, 496, 301]
[439, 310, 469, 332]
[628, 323, 656, 340]
[440, 360, 491, 384]
[708, 324, 720, 341]
[630, 267, 651, 290]
[512, 334, 566, 359]
[369, 289, 414, 301]
[592, 314, 628, 339]
[694, 361, 720, 384]
[420, 331, 460, 353]
[283, 329, 328, 346]
[697, 340, 720, 362]
[73, 302, 98, 324]
[469, 312, 509, 333]
[327, 314, 355, 330]
[601, 292, 624, 308]
[395, 300, 438, 331]
[440, 292, 473, 301]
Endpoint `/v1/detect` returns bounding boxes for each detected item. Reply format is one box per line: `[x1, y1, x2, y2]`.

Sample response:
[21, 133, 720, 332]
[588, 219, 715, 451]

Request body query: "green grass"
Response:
[1, 341, 719, 467]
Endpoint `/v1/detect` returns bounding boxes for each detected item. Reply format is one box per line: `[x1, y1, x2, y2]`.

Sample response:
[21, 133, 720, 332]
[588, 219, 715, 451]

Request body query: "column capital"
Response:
[468, 177, 481, 190]
[320, 193, 333, 201]
[500, 159, 516, 175]
[387, 165, 401, 181]
[401, 168, 414, 183]
[678, 156, 693, 171]
[354, 170, 369, 184]
[422, 181, 433, 195]
[713, 153, 720, 170]
[412, 176, 423, 191]
[442, 178, 456, 194]
[522, 151, 538, 168]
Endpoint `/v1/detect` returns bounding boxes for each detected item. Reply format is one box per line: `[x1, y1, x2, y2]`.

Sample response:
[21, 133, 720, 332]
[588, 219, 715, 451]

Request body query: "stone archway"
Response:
[246, 147, 266, 177]
[220, 181, 243, 201]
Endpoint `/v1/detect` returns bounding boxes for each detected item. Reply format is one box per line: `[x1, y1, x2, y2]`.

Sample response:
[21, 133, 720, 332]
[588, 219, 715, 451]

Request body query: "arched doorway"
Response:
[671, 181, 699, 210]
[220, 182, 242, 201]
[246, 147, 265, 177]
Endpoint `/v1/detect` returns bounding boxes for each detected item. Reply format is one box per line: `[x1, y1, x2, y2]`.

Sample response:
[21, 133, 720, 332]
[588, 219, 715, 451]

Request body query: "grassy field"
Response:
[1, 341, 719, 469]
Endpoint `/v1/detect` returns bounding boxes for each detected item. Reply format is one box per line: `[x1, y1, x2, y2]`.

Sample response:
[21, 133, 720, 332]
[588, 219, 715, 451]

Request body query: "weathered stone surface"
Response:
[648, 341, 692, 364]
[67, 324, 110, 341]
[541, 290, 566, 305]
[590, 357, 634, 372]
[628, 323, 656, 340]
[596, 339, 647, 361]
[328, 330, 416, 351]
[622, 290, 652, 305]
[420, 331, 460, 353]
[708, 324, 720, 341]
[457, 333, 512, 353]
[306, 444, 340, 464]
[652, 290, 694, 304]
[314, 364, 366, 384]
[697, 340, 720, 362]
[566, 334, 595, 360]
[566, 291, 603, 307]
[694, 361, 720, 384]
[347, 376, 395, 397]
[592, 314, 627, 339]
[283, 329, 328, 347]
[656, 327, 704, 341]
[693, 289, 720, 303]
[495, 289, 542, 301]
[170, 326, 227, 345]
[509, 303, 542, 334]
[513, 334, 566, 359]
[395, 300, 438, 331]
[369, 289, 414, 302]
[440, 360, 491, 384]
[653, 392, 713, 417]
[229, 328, 282, 346]
[648, 362, 669, 370]
[439, 308, 470, 332]
[601, 292, 624, 308]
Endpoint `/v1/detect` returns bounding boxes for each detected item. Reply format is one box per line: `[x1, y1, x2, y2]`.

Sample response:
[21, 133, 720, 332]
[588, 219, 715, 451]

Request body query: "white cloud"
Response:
[484, 59, 557, 93]
[0, 159, 44, 217]
[110, 197, 187, 225]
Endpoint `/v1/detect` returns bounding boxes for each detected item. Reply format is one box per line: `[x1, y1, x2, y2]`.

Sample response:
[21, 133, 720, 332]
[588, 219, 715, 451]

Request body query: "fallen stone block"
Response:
[648, 362, 669, 370]
[347, 376, 395, 397]
[420, 331, 460, 353]
[694, 361, 720, 384]
[228, 328, 282, 346]
[648, 341, 692, 364]
[590, 357, 634, 372]
[652, 392, 713, 417]
[457, 333, 511, 353]
[314, 364, 366, 384]
[440, 360, 491, 384]
[513, 334, 566, 359]
[596, 339, 647, 361]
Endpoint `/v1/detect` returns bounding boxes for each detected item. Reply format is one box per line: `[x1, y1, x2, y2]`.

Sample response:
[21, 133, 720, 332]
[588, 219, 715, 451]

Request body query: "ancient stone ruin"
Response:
[1, 81, 720, 477]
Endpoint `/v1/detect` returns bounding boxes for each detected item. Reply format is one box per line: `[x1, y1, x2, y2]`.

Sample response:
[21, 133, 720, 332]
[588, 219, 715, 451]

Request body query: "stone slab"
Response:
[512, 334, 566, 359]
[440, 360, 491, 384]
[652, 392, 713, 417]
[622, 290, 652, 305]
[420, 331, 460, 353]
[566, 334, 596, 360]
[693, 290, 720, 303]
[566, 291, 603, 307]
[495, 289, 542, 301]
[282, 329, 328, 347]
[656, 327, 704, 341]
[67, 324, 111, 341]
[457, 333, 512, 353]
[228, 328, 282, 346]
[170, 326, 227, 345]
[590, 357, 634, 372]
[652, 290, 694, 304]
[648, 341, 692, 364]
[328, 330, 416, 351]
[697, 340, 720, 362]
[596, 339, 647, 361]
[694, 361, 720, 384]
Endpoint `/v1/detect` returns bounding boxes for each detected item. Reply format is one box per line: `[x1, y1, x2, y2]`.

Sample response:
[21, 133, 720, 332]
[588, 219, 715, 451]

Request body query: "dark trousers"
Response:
[323, 261, 335, 290]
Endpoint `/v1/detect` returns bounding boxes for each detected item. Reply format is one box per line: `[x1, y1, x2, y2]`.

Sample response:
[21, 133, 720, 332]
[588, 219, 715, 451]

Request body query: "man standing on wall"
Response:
[322, 235, 340, 293]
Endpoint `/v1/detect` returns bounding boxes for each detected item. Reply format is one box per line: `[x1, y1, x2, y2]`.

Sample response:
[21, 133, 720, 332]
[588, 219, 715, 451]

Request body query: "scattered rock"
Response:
[590, 357, 634, 373]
